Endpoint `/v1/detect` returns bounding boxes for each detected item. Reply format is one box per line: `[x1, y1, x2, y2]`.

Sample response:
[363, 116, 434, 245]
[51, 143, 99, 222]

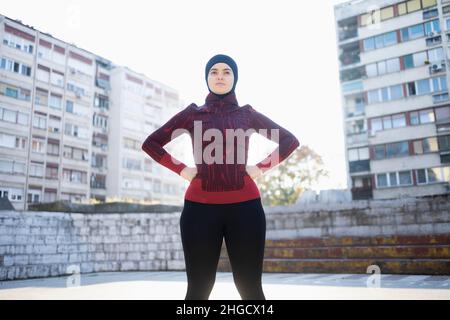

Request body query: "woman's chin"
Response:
[213, 89, 231, 95]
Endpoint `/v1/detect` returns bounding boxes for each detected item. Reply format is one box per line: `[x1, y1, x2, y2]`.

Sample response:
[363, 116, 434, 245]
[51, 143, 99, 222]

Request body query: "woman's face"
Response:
[207, 62, 234, 95]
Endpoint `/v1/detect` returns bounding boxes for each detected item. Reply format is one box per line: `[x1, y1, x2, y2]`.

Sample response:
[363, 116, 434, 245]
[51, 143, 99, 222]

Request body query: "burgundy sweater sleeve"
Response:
[248, 105, 300, 173]
[141, 105, 192, 175]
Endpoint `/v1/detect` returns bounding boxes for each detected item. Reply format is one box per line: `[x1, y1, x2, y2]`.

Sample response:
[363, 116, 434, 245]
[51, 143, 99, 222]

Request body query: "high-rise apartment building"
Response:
[0, 14, 185, 209]
[335, 0, 450, 200]
[108, 67, 186, 205]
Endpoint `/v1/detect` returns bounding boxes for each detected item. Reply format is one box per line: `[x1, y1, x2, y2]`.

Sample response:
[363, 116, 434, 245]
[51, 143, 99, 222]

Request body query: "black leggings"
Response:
[180, 197, 266, 300]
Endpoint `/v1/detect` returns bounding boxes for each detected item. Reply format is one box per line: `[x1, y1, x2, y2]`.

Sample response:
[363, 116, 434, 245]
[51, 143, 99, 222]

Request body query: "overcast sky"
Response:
[1, 0, 351, 191]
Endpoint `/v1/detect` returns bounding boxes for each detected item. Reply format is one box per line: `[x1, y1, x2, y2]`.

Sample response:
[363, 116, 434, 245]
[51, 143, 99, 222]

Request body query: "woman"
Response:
[142, 54, 299, 300]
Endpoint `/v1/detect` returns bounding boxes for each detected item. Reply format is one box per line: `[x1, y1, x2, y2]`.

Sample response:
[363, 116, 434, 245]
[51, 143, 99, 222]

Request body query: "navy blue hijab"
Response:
[205, 54, 238, 98]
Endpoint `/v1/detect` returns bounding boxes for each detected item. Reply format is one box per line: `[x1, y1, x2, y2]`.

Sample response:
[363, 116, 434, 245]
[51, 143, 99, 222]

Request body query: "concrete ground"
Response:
[0, 272, 450, 300]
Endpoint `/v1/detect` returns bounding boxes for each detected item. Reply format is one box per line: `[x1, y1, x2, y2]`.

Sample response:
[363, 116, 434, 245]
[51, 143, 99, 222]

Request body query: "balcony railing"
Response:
[346, 132, 368, 145]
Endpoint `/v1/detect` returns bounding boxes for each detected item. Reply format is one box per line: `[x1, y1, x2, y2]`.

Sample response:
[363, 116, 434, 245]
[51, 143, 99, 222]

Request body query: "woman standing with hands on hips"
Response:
[142, 54, 300, 300]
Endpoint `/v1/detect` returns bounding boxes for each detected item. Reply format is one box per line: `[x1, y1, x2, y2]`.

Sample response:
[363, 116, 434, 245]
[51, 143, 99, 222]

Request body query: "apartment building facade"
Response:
[335, 0, 450, 200]
[107, 67, 186, 205]
[0, 14, 185, 209]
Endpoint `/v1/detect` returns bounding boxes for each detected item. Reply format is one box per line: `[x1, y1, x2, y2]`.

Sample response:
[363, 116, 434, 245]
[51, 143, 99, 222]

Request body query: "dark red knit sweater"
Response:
[141, 91, 300, 204]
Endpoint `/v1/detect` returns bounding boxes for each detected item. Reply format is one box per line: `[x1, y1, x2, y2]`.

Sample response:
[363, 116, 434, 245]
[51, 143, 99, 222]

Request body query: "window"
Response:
[348, 149, 358, 161]
[0, 160, 25, 175]
[417, 79, 431, 95]
[360, 13, 371, 26]
[0, 57, 31, 77]
[389, 172, 398, 186]
[0, 133, 26, 149]
[413, 51, 427, 66]
[386, 141, 409, 158]
[399, 171, 412, 185]
[420, 109, 435, 123]
[407, 0, 421, 12]
[368, 90, 380, 104]
[33, 114, 47, 130]
[383, 32, 397, 47]
[64, 123, 89, 139]
[67, 82, 86, 97]
[348, 147, 369, 161]
[122, 157, 142, 171]
[63, 169, 87, 184]
[380, 7, 394, 20]
[407, 82, 417, 96]
[425, 19, 440, 35]
[364, 31, 397, 51]
[366, 63, 378, 77]
[438, 135, 450, 151]
[371, 118, 383, 133]
[48, 115, 61, 133]
[404, 54, 414, 69]
[31, 136, 46, 153]
[386, 58, 400, 73]
[66, 101, 73, 113]
[401, 28, 410, 42]
[374, 145, 385, 160]
[443, 166, 450, 181]
[416, 167, 443, 184]
[2, 108, 16, 123]
[5, 87, 18, 99]
[1, 108, 16, 123]
[29, 162, 44, 177]
[383, 116, 392, 130]
[410, 24, 425, 39]
[433, 92, 449, 103]
[426, 168, 438, 182]
[3, 33, 34, 54]
[422, 0, 437, 9]
[47, 140, 59, 156]
[49, 94, 62, 109]
[414, 137, 438, 153]
[44, 189, 57, 202]
[432, 76, 447, 92]
[424, 137, 438, 152]
[416, 169, 427, 184]
[0, 187, 23, 202]
[50, 71, 64, 87]
[435, 106, 450, 121]
[390, 85, 404, 100]
[94, 94, 109, 109]
[0, 83, 31, 101]
[428, 47, 443, 62]
[377, 173, 388, 187]
[69, 101, 90, 117]
[398, 2, 407, 15]
[36, 65, 50, 83]
[381, 88, 389, 102]
[378, 61, 387, 75]
[410, 112, 419, 125]
[423, 8, 438, 19]
[93, 114, 108, 130]
[392, 114, 406, 128]
[35, 89, 48, 106]
[413, 140, 424, 154]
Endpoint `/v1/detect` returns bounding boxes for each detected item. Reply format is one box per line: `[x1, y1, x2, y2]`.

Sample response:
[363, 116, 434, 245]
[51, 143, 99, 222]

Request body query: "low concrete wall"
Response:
[0, 196, 449, 280]
[265, 196, 450, 239]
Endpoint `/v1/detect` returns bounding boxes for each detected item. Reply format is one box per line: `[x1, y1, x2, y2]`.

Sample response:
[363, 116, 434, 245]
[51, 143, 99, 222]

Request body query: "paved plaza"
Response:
[1, 271, 450, 300]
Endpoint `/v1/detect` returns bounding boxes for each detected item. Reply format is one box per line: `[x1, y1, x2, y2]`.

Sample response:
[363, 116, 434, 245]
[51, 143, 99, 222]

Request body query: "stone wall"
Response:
[0, 196, 449, 280]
